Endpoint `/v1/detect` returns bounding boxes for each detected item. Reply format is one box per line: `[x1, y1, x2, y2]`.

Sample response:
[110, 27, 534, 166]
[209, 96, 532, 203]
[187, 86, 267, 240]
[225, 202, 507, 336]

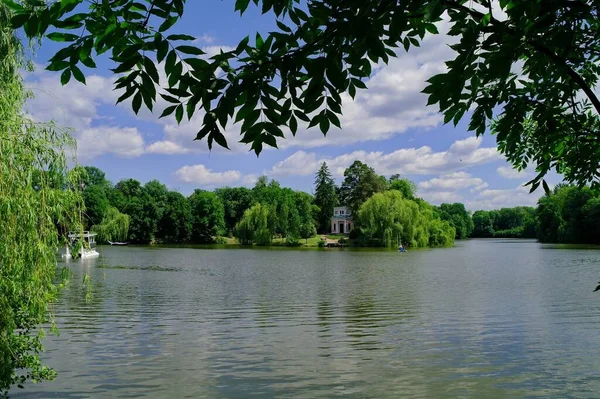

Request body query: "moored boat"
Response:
[62, 231, 99, 259]
[108, 241, 129, 246]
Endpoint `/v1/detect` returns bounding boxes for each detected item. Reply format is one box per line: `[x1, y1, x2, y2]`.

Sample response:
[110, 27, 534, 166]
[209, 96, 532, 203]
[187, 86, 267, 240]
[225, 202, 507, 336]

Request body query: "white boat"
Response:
[62, 231, 100, 259]
[108, 241, 129, 246]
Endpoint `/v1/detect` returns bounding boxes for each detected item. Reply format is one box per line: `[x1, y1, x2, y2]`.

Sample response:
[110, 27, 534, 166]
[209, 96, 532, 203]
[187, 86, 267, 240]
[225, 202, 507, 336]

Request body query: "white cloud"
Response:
[146, 140, 191, 155]
[420, 191, 463, 204]
[194, 34, 215, 44]
[271, 137, 502, 178]
[419, 172, 488, 191]
[242, 174, 259, 186]
[76, 127, 145, 159]
[26, 73, 116, 131]
[24, 71, 149, 160]
[174, 164, 242, 185]
[497, 166, 532, 179]
[465, 184, 542, 211]
[203, 45, 236, 58]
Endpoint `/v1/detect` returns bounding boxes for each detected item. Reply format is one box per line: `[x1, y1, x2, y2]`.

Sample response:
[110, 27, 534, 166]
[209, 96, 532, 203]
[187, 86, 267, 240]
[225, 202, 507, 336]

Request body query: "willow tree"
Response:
[357, 190, 455, 248]
[0, 4, 83, 396]
[235, 203, 272, 246]
[93, 206, 130, 243]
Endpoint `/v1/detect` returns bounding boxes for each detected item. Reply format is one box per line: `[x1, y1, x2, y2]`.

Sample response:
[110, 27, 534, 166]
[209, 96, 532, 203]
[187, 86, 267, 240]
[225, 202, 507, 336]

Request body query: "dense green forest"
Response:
[80, 163, 600, 247]
[79, 162, 456, 248]
[536, 185, 600, 244]
[470, 185, 600, 244]
[471, 207, 537, 239]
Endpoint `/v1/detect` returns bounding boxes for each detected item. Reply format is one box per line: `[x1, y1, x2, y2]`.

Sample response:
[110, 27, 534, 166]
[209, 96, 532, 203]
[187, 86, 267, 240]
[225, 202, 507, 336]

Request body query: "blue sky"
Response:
[25, 1, 561, 210]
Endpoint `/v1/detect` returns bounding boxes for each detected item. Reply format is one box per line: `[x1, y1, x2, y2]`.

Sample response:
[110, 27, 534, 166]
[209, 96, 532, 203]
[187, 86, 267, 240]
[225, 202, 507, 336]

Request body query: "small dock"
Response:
[322, 236, 343, 247]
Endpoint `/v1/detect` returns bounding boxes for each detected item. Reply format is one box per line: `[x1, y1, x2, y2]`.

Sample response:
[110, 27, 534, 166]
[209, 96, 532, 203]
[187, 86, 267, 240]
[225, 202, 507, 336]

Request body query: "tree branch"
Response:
[442, 0, 600, 116]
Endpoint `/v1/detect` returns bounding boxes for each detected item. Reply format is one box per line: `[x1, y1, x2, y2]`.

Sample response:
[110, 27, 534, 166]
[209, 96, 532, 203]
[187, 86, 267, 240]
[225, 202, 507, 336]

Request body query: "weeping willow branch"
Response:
[92, 206, 130, 243]
[0, 4, 84, 396]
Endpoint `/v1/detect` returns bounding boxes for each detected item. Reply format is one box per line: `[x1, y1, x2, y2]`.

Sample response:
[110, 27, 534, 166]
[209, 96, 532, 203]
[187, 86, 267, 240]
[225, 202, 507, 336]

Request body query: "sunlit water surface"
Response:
[15, 239, 600, 398]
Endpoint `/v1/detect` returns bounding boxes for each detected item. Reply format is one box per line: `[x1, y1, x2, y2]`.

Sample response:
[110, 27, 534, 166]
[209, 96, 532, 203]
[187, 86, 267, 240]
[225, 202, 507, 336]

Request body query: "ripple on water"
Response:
[12, 241, 600, 398]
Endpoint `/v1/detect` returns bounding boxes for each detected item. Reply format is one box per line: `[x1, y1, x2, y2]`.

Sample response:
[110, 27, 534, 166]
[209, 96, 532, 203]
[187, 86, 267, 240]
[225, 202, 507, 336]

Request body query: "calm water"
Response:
[15, 239, 600, 398]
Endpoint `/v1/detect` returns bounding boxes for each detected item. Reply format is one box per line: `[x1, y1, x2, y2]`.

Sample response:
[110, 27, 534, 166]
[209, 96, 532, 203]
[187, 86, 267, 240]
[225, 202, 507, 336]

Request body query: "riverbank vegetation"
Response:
[79, 162, 457, 248]
[0, 5, 83, 396]
[80, 163, 600, 247]
[537, 185, 600, 244]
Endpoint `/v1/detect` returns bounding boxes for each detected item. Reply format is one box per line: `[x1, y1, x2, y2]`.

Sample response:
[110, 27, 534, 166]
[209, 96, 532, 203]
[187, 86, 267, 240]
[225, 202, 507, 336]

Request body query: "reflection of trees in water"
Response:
[58, 262, 106, 317]
[338, 260, 416, 352]
[57, 260, 170, 359]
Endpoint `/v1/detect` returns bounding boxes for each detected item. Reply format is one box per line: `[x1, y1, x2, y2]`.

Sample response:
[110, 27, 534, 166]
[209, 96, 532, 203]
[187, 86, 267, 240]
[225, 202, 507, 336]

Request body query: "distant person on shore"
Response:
[399, 243, 405, 252]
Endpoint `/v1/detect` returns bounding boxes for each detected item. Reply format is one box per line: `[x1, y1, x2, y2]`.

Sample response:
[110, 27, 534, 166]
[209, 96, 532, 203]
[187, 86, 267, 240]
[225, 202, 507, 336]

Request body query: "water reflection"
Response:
[14, 241, 600, 398]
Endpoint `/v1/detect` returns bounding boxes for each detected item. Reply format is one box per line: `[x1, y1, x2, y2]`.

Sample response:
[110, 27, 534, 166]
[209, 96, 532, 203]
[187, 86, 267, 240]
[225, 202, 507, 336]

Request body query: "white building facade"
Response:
[331, 206, 353, 234]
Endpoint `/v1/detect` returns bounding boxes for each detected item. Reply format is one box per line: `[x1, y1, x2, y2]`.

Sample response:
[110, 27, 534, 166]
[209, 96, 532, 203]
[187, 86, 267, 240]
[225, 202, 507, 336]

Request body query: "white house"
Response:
[331, 206, 353, 234]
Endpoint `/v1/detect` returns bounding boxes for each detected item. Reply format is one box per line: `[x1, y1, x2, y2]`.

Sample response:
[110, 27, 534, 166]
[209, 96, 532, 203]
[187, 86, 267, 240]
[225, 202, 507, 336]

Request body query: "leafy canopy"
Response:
[6, 0, 600, 188]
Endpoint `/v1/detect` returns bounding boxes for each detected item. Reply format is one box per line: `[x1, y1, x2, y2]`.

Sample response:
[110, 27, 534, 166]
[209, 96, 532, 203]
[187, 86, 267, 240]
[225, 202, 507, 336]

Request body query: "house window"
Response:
[334, 210, 338, 215]
[340, 210, 344, 215]
[347, 210, 351, 215]
[333, 223, 337, 232]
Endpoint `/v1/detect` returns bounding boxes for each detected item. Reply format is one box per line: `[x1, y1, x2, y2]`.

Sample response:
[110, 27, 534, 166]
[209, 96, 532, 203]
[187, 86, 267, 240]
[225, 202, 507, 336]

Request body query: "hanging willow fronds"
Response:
[93, 206, 130, 243]
[0, 3, 84, 395]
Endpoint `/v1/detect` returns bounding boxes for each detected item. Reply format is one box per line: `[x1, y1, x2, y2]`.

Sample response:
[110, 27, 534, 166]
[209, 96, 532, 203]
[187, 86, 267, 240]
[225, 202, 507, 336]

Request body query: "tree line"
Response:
[79, 161, 459, 248]
[471, 185, 600, 244]
[81, 163, 600, 247]
[79, 166, 318, 245]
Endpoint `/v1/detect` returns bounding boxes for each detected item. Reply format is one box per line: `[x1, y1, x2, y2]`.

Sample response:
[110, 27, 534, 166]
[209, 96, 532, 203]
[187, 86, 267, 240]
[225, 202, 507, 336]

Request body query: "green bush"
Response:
[286, 235, 302, 247]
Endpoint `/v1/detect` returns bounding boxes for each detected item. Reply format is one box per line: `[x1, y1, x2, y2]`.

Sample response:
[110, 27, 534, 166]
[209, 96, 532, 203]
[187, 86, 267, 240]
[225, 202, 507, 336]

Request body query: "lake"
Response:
[15, 239, 600, 398]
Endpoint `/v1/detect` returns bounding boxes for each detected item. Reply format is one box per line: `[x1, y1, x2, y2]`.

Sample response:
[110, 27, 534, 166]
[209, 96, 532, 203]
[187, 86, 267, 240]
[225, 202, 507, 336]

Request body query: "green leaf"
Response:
[116, 86, 136, 104]
[23, 14, 38, 37]
[165, 50, 177, 74]
[167, 34, 196, 41]
[425, 24, 439, 34]
[175, 104, 184, 124]
[348, 83, 356, 99]
[3, 0, 23, 12]
[143, 56, 160, 83]
[289, 116, 298, 135]
[160, 94, 180, 103]
[263, 133, 278, 148]
[11, 13, 29, 29]
[60, 68, 71, 85]
[211, 131, 229, 149]
[159, 16, 178, 33]
[176, 45, 205, 55]
[81, 58, 96, 68]
[235, 35, 250, 54]
[481, 13, 491, 26]
[47, 32, 79, 42]
[112, 55, 141, 73]
[256, 32, 264, 49]
[542, 180, 550, 195]
[46, 60, 70, 72]
[132, 92, 142, 114]
[235, 0, 251, 14]
[71, 65, 86, 84]
[327, 110, 341, 129]
[529, 180, 540, 193]
[157, 39, 169, 63]
[319, 114, 330, 135]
